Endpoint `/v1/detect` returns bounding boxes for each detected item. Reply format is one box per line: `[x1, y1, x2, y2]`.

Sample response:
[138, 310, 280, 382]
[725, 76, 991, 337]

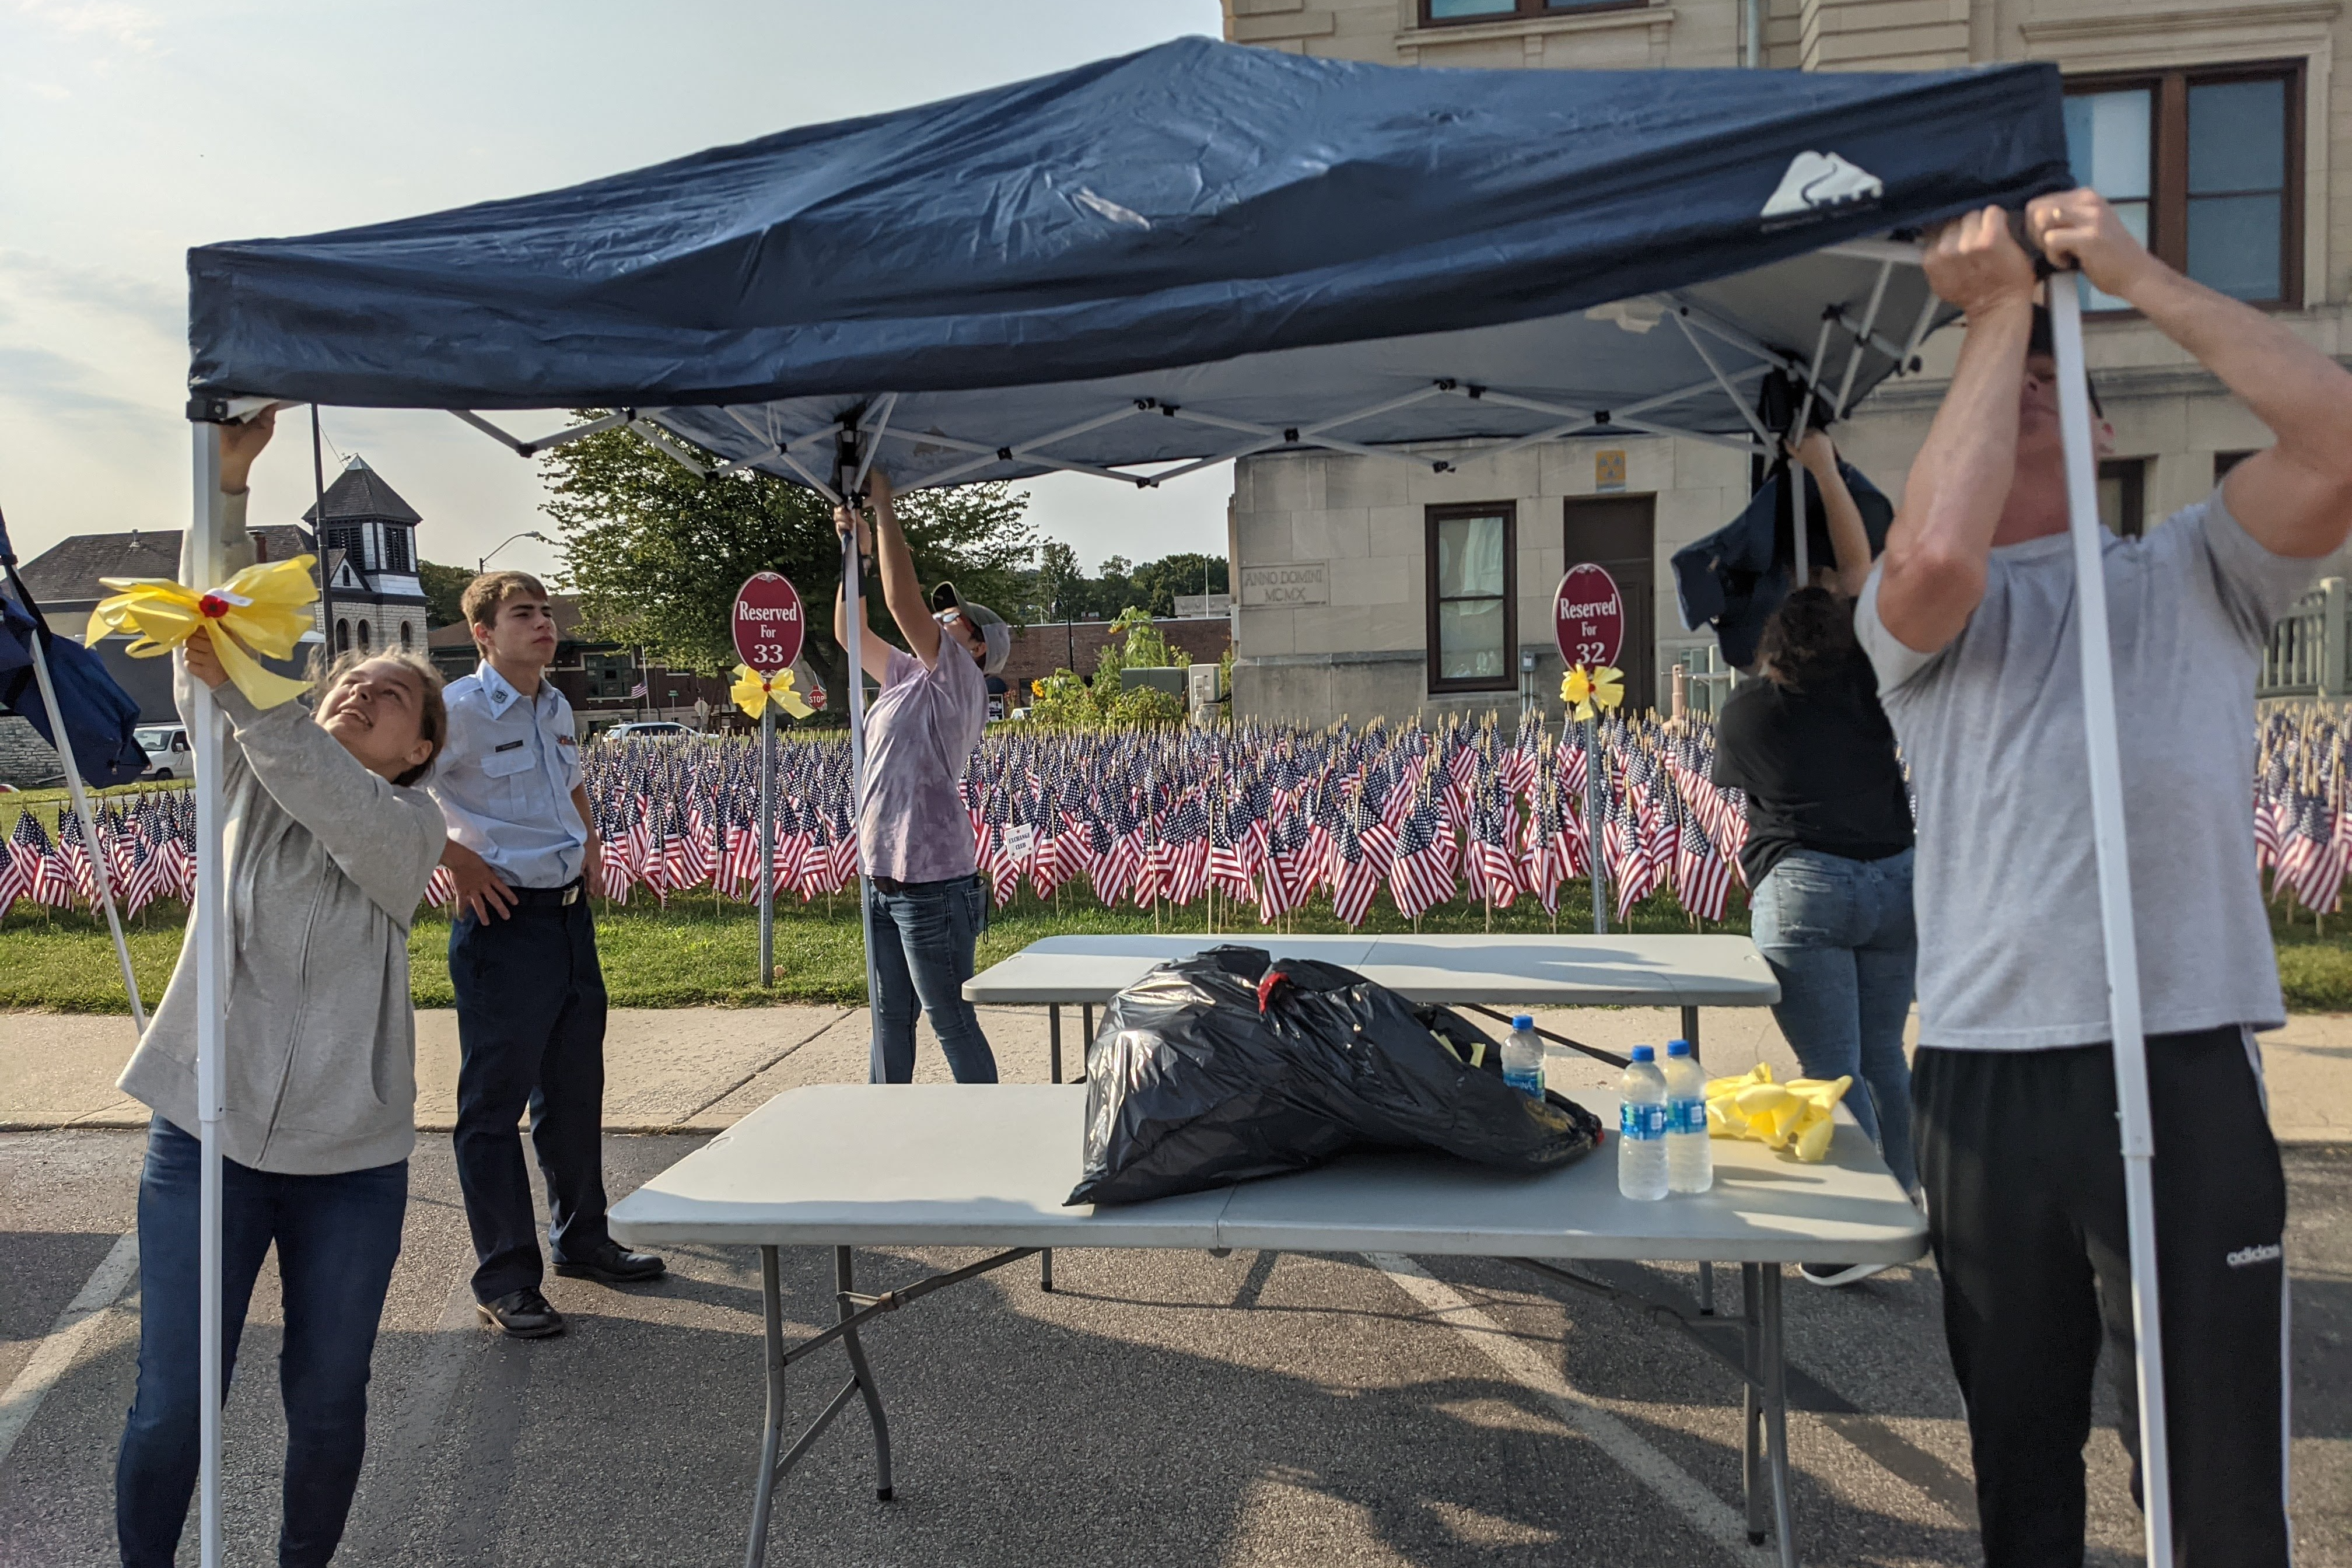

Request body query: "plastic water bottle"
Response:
[1618, 1045, 1670, 1201]
[1663, 1038, 1713, 1194]
[1502, 1014, 1544, 1100]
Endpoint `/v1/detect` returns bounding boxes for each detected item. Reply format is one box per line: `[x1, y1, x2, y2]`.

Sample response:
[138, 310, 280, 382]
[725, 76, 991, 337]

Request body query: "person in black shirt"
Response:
[1713, 432, 1919, 1283]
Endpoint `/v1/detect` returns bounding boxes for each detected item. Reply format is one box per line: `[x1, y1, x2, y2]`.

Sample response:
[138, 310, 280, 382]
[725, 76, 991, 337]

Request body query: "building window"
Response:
[1426, 503, 1516, 693]
[2064, 63, 2300, 309]
[1421, 0, 1640, 22]
[357, 620, 372, 652]
[383, 526, 411, 574]
[334, 618, 350, 653]
[583, 652, 636, 701]
[2216, 449, 2259, 483]
[399, 621, 413, 650]
[2098, 458, 2147, 538]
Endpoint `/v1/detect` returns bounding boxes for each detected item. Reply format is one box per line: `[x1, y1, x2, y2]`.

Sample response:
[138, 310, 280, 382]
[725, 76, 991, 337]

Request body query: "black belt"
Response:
[504, 878, 586, 908]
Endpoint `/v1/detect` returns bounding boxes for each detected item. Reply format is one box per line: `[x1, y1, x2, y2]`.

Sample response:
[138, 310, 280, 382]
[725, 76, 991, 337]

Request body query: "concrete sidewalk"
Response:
[3, 1002, 2346, 1142]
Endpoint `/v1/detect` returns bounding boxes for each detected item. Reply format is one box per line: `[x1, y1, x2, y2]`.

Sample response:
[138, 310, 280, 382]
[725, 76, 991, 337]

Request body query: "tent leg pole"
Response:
[26, 636, 144, 1030]
[839, 446, 886, 1086]
[188, 422, 229, 1568]
[2050, 282, 2172, 1567]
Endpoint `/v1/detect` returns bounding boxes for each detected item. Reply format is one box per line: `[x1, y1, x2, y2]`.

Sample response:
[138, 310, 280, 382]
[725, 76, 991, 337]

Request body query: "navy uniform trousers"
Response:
[449, 884, 611, 1303]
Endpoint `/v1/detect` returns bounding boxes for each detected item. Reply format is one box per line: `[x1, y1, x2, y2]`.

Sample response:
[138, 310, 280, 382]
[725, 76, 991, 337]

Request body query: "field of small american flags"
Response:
[2, 706, 2351, 1010]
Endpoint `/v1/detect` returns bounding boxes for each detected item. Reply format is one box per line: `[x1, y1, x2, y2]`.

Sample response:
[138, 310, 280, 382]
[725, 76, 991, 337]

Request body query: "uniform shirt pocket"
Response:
[480, 744, 536, 818]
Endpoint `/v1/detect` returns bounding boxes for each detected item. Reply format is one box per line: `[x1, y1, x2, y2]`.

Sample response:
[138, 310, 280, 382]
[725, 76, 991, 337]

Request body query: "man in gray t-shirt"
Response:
[1859, 192, 2352, 1566]
[835, 469, 1012, 1085]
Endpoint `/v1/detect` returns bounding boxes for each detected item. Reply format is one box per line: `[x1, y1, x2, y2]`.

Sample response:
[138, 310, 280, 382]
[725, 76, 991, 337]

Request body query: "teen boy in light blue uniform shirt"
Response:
[432, 572, 664, 1339]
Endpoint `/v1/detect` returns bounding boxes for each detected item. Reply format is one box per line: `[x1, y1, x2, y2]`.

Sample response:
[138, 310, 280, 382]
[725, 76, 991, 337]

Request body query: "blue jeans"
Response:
[1748, 846, 1919, 1193]
[869, 874, 998, 1084]
[117, 1118, 406, 1568]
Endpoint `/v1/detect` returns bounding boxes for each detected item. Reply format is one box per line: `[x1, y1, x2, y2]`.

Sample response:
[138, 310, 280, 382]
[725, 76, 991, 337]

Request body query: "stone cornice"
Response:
[2018, 1, 2339, 44]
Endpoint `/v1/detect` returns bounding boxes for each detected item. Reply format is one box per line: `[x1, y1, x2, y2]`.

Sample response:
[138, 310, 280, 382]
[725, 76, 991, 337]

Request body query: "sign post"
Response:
[733, 573, 806, 986]
[1555, 564, 1625, 935]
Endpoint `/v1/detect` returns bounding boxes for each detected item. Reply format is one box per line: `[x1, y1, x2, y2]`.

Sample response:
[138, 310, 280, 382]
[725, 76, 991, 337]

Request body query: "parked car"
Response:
[603, 720, 691, 740]
[136, 724, 192, 779]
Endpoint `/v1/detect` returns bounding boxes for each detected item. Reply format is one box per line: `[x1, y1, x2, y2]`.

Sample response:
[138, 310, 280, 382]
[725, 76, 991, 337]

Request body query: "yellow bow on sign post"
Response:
[85, 556, 322, 710]
[1559, 662, 1624, 724]
[730, 663, 814, 720]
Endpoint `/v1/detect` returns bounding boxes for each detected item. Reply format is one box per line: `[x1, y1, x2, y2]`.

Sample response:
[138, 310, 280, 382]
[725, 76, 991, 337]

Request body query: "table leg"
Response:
[1043, 1006, 1062, 1292]
[1760, 1262, 1797, 1568]
[1741, 1262, 1765, 1548]
[746, 1246, 787, 1568]
[1684, 1008, 1713, 1317]
[835, 1247, 895, 1501]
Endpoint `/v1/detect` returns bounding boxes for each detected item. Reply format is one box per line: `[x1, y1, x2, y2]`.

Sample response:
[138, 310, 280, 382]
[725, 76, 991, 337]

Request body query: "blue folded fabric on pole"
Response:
[1672, 457, 1894, 670]
[0, 509, 150, 789]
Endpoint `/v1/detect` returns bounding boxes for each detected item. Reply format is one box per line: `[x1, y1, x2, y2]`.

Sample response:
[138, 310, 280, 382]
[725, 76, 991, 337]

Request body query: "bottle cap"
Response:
[1666, 1038, 1692, 1057]
[1630, 1044, 1655, 1062]
[1512, 1014, 1534, 1031]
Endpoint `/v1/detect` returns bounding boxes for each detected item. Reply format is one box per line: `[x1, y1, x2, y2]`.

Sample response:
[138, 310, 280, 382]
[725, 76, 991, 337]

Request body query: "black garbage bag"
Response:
[1068, 945, 1604, 1206]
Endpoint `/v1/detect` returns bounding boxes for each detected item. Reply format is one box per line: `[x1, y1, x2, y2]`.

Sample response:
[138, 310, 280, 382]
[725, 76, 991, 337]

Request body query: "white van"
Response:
[136, 724, 192, 779]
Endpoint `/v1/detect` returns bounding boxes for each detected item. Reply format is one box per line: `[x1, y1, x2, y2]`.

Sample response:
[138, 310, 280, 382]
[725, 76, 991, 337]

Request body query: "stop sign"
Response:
[732, 573, 806, 673]
[1553, 564, 1625, 670]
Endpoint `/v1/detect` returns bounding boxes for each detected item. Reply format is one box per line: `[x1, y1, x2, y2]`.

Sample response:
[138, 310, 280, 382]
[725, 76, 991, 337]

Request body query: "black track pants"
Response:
[1912, 1028, 2290, 1568]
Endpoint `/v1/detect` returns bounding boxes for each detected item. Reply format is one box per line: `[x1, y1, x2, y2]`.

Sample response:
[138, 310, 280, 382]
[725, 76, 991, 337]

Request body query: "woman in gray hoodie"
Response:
[113, 411, 450, 1568]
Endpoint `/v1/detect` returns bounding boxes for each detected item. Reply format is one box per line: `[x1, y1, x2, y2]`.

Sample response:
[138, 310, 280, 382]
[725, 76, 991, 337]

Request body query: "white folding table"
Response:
[965, 932, 1782, 1300]
[609, 1083, 1924, 1568]
[963, 931, 1781, 1078]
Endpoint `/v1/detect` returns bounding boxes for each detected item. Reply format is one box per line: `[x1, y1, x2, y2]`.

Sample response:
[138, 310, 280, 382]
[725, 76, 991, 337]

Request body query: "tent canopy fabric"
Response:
[188, 37, 2069, 490]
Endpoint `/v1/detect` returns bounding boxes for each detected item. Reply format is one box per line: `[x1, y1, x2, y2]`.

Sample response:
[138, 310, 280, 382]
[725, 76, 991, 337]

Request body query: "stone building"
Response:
[1221, 0, 2347, 720]
[302, 455, 429, 657]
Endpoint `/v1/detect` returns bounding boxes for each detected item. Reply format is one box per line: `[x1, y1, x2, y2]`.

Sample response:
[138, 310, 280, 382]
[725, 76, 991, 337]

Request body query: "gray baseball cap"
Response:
[929, 582, 1010, 674]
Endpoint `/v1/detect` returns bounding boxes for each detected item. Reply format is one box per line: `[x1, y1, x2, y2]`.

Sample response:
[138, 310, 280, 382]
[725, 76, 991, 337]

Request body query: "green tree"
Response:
[1127, 552, 1228, 616]
[540, 419, 1034, 702]
[417, 561, 473, 628]
[1037, 540, 1085, 622]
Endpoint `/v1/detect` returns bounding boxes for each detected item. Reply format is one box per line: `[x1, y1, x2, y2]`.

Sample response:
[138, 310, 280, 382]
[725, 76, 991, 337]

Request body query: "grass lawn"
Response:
[0, 879, 1739, 1012]
[9, 878, 2352, 1014]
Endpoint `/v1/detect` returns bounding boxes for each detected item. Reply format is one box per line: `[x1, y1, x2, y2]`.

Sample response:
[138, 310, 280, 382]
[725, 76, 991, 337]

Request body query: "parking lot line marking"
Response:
[1368, 1252, 1774, 1564]
[0, 1229, 139, 1472]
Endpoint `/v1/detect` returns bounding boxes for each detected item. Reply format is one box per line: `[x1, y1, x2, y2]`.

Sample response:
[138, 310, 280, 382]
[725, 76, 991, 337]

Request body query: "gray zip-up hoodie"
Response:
[116, 490, 446, 1174]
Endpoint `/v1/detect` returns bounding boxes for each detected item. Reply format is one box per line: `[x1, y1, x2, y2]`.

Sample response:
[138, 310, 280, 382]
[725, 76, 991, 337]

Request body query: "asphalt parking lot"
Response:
[1, 1130, 2345, 1567]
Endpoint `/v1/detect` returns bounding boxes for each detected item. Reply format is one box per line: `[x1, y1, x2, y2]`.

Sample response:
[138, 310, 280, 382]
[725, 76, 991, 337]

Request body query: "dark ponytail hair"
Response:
[1755, 586, 1857, 691]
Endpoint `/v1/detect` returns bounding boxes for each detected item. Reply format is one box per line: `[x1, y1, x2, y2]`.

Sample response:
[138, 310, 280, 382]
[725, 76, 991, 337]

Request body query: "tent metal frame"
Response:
[180, 237, 2177, 1568]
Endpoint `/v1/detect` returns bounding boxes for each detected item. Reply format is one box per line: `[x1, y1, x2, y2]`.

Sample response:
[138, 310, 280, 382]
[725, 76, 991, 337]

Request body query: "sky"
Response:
[0, 0, 1233, 586]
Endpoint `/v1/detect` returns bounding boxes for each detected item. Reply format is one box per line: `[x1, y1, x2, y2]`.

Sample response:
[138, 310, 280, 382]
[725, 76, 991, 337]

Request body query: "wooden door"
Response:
[1563, 496, 1656, 714]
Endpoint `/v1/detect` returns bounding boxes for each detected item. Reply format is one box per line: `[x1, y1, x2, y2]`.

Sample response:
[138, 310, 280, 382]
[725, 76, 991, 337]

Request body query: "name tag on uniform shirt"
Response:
[493, 740, 526, 753]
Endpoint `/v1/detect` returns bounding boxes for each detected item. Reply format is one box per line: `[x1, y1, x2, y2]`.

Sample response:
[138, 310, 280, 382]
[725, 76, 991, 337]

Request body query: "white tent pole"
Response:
[24, 643, 145, 1030]
[187, 422, 230, 1568]
[2049, 280, 2173, 1566]
[836, 432, 886, 1082]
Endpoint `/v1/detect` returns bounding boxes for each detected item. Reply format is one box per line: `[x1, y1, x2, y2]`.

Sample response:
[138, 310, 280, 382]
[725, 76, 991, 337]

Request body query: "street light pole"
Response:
[478, 529, 552, 575]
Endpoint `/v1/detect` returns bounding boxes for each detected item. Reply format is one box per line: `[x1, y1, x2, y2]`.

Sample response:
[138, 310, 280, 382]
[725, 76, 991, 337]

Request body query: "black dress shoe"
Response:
[477, 1288, 565, 1338]
[552, 1241, 667, 1285]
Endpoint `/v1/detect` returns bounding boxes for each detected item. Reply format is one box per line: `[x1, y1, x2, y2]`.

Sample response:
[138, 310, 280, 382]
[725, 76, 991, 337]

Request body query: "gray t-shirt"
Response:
[1857, 487, 2314, 1051]
[858, 639, 987, 883]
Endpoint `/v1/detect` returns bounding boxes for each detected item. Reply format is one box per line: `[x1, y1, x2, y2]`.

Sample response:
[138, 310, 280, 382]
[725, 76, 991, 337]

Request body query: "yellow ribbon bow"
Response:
[731, 664, 814, 720]
[85, 556, 322, 710]
[1559, 663, 1625, 723]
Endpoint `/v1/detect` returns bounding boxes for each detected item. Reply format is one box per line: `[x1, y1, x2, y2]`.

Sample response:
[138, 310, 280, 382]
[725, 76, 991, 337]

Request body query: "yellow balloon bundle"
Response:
[85, 556, 323, 710]
[1702, 1063, 1853, 1164]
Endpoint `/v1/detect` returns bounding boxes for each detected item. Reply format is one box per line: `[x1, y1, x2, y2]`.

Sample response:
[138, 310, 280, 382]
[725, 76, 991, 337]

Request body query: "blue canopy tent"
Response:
[183, 37, 2172, 1568]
